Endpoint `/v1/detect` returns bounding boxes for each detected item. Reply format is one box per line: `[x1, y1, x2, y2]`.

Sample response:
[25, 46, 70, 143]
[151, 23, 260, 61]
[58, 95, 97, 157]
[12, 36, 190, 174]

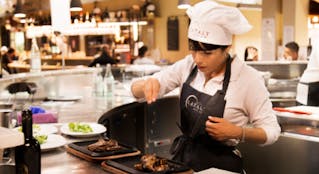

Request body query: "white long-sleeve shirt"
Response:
[151, 55, 281, 146]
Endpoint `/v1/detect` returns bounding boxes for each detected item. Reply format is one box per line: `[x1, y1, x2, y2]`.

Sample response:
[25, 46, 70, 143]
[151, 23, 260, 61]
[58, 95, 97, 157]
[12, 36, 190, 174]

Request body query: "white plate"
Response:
[60, 122, 106, 137]
[41, 134, 66, 152]
[14, 124, 58, 135]
[47, 95, 83, 101]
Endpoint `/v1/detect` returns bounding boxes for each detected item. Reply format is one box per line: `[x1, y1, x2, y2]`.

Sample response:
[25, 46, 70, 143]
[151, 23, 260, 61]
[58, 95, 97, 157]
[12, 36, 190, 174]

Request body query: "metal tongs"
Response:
[273, 107, 312, 115]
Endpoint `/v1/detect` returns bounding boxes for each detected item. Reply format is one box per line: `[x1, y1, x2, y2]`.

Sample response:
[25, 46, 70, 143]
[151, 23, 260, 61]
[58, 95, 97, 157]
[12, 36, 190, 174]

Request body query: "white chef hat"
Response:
[1, 46, 8, 53]
[300, 36, 319, 82]
[187, 0, 252, 45]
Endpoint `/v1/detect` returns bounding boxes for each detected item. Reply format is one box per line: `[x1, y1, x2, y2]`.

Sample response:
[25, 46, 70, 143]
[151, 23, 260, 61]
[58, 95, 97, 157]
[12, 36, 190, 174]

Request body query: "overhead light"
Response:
[70, 0, 83, 12]
[236, 3, 262, 11]
[14, 0, 26, 18]
[311, 16, 319, 24]
[178, 0, 191, 9]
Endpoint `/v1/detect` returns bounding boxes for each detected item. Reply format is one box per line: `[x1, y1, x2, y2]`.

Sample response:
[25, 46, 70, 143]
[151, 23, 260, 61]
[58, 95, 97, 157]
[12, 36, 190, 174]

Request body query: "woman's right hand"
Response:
[131, 78, 160, 104]
[143, 78, 160, 104]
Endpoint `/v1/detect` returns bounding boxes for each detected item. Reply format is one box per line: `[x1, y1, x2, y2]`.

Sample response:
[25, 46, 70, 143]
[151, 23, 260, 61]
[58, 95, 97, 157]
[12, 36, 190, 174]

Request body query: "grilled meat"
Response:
[134, 154, 169, 172]
[87, 138, 122, 152]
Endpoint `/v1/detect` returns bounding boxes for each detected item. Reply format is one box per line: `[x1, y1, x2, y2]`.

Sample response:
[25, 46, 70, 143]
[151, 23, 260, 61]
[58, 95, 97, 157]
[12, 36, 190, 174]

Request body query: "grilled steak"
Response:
[87, 138, 122, 152]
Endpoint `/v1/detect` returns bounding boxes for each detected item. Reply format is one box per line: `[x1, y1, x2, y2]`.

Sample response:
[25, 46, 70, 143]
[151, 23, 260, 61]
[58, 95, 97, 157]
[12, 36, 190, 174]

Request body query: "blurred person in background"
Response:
[2, 48, 18, 73]
[88, 45, 117, 67]
[244, 46, 258, 61]
[284, 41, 299, 61]
[133, 45, 155, 65]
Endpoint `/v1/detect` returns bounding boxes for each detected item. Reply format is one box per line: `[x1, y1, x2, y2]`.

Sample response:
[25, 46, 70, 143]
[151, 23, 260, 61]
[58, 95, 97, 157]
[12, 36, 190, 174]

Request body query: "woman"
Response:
[244, 46, 258, 61]
[131, 1, 280, 173]
[133, 45, 155, 65]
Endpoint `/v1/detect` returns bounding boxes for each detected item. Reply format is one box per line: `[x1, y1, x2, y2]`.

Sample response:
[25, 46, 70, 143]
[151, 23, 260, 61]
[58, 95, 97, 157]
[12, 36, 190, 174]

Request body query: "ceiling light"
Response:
[14, 0, 26, 18]
[178, 0, 191, 9]
[312, 16, 319, 23]
[70, 0, 83, 12]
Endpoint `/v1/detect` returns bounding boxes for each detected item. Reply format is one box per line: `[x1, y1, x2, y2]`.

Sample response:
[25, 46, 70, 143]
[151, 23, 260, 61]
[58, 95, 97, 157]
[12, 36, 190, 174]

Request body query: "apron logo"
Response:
[185, 95, 205, 114]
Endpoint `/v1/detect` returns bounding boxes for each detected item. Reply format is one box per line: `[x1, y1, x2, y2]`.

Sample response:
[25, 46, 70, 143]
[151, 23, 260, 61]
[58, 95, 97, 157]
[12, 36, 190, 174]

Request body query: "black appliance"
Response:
[98, 96, 181, 158]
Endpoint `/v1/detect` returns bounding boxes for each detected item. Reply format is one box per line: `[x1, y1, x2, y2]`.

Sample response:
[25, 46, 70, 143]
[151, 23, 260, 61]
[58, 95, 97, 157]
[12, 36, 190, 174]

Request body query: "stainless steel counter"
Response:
[42, 148, 109, 174]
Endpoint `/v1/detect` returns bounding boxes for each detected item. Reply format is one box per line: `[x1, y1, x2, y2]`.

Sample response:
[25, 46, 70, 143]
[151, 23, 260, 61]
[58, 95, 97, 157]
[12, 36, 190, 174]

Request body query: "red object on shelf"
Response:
[273, 107, 312, 115]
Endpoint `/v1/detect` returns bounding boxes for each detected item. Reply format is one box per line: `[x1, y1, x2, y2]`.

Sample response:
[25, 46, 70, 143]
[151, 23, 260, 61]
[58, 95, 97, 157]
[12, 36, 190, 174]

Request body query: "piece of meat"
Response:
[141, 154, 157, 172]
[135, 154, 169, 172]
[87, 138, 122, 152]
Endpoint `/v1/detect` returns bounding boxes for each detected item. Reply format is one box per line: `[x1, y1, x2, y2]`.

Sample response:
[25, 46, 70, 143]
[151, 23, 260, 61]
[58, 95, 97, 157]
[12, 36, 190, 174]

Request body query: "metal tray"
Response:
[68, 139, 139, 157]
[103, 154, 191, 174]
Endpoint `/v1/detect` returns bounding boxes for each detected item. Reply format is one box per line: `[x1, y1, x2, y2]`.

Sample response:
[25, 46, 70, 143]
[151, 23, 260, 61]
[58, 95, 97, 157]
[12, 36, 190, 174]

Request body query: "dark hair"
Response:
[285, 41, 299, 53]
[7, 48, 15, 54]
[188, 39, 228, 52]
[138, 46, 148, 57]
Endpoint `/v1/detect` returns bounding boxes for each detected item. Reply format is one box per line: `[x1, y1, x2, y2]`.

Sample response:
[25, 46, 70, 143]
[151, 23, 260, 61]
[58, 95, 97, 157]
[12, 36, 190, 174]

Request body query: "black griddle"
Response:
[104, 154, 190, 174]
[68, 139, 139, 157]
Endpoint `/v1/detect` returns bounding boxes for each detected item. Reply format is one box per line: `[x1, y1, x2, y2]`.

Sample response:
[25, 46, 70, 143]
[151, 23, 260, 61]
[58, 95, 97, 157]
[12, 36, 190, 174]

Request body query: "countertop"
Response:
[6, 81, 136, 174]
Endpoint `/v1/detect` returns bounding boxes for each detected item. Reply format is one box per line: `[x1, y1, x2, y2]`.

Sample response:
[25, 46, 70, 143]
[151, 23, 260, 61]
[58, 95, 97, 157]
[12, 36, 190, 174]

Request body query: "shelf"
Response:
[26, 21, 148, 38]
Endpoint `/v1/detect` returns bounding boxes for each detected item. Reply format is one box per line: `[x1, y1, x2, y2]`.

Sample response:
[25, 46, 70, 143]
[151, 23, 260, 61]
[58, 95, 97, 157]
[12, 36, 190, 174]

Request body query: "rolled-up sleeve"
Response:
[244, 75, 281, 146]
[152, 55, 194, 97]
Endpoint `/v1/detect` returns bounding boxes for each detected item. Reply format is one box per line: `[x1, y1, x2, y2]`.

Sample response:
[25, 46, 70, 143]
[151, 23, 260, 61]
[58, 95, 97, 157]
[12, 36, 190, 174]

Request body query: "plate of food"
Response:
[60, 122, 106, 137]
[41, 134, 67, 152]
[14, 124, 58, 135]
[66, 138, 140, 161]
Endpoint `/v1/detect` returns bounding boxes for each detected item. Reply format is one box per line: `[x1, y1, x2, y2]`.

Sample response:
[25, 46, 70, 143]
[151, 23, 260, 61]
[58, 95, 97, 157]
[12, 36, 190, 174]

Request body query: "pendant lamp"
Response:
[14, 0, 26, 18]
[70, 0, 83, 12]
[178, 0, 191, 9]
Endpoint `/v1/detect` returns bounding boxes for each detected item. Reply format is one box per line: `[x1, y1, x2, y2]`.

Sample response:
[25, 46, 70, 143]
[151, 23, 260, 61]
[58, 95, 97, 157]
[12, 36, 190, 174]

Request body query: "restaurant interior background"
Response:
[0, 0, 318, 64]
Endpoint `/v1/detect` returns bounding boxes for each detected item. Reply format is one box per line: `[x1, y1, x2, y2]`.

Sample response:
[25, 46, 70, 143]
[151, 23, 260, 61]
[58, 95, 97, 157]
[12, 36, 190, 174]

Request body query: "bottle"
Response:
[94, 64, 104, 97]
[30, 38, 42, 73]
[0, 54, 3, 78]
[307, 38, 312, 58]
[104, 64, 114, 98]
[15, 109, 41, 174]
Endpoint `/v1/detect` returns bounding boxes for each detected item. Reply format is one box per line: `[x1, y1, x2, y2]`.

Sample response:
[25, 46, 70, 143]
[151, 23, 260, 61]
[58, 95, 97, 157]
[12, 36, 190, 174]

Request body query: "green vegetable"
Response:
[68, 122, 93, 133]
[35, 135, 48, 144]
[17, 124, 41, 134]
[17, 124, 47, 144]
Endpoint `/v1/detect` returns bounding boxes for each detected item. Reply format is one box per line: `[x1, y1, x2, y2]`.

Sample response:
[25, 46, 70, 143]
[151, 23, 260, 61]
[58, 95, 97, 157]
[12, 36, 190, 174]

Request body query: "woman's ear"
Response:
[226, 45, 232, 53]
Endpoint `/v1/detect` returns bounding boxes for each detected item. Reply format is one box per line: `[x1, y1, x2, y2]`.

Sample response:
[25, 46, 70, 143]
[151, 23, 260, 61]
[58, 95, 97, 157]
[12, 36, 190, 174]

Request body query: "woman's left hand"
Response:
[205, 116, 242, 141]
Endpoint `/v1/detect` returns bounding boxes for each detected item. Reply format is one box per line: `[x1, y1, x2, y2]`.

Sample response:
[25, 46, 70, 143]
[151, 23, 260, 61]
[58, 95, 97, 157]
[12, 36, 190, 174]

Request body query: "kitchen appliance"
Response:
[98, 96, 181, 158]
[0, 103, 14, 128]
[296, 81, 319, 106]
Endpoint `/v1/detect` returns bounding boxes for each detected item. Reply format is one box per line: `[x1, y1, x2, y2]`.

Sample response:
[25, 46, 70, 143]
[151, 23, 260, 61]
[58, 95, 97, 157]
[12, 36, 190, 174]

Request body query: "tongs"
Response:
[273, 107, 312, 115]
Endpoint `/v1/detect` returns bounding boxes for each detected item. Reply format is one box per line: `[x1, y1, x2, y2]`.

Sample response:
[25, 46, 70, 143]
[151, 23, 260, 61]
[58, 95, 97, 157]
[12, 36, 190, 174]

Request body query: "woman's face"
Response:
[191, 47, 229, 78]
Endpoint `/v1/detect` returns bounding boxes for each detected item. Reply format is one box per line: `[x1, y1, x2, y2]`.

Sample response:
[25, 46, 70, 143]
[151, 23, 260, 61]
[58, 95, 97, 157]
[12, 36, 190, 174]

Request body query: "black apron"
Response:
[170, 57, 243, 173]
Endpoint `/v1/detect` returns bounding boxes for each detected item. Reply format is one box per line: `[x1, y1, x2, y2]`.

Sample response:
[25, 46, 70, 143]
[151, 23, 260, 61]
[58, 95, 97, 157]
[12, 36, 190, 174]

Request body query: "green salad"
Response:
[35, 135, 48, 144]
[17, 124, 48, 144]
[68, 122, 93, 133]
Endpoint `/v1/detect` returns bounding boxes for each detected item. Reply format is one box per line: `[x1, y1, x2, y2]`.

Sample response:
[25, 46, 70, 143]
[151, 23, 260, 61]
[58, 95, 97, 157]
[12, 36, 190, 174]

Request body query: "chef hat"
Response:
[300, 37, 319, 82]
[187, 0, 252, 45]
[1, 46, 8, 53]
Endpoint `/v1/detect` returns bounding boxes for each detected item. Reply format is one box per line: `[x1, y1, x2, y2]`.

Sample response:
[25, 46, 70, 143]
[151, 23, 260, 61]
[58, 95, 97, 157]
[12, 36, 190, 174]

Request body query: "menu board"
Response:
[167, 16, 179, 51]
